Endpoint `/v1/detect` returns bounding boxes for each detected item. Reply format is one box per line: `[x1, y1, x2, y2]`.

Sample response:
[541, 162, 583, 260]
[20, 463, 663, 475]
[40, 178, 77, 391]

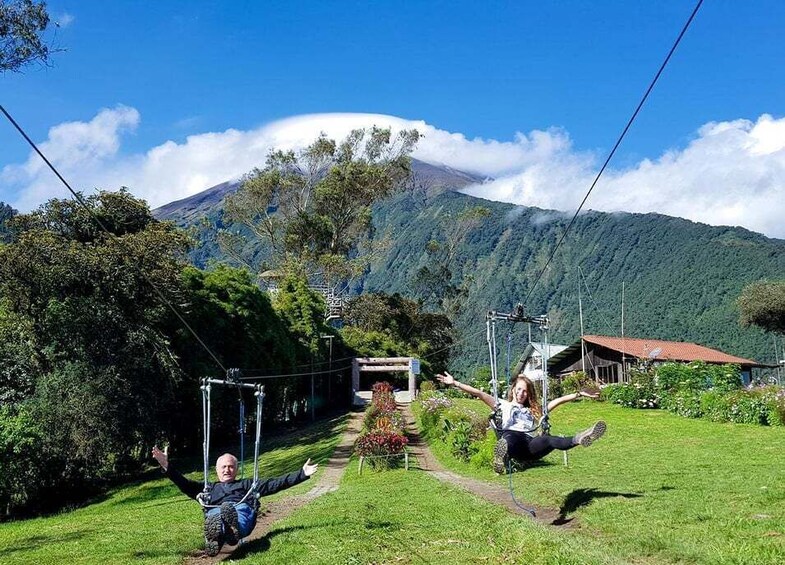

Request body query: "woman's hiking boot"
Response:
[573, 420, 606, 447]
[220, 502, 241, 546]
[492, 437, 510, 474]
[204, 513, 224, 556]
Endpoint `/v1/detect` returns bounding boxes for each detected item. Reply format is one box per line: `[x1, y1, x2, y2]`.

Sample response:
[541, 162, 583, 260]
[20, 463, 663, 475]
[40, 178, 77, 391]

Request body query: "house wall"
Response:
[552, 344, 631, 384]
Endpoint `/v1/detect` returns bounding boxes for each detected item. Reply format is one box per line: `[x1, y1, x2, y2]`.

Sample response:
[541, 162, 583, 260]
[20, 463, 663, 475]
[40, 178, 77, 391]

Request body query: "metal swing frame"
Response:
[486, 303, 551, 435]
[486, 304, 551, 517]
[198, 369, 265, 509]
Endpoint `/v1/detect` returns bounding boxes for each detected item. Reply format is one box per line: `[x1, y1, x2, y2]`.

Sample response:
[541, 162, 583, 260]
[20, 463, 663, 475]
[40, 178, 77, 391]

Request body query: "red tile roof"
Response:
[583, 335, 758, 365]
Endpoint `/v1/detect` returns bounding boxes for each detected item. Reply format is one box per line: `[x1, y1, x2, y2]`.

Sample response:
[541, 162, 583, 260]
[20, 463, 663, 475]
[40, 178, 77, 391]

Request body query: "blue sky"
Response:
[2, 1, 785, 237]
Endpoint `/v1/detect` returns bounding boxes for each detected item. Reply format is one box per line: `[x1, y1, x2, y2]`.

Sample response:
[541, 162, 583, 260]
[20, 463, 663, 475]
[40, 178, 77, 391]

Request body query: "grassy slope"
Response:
[418, 401, 785, 564]
[0, 415, 347, 565]
[2, 403, 783, 564]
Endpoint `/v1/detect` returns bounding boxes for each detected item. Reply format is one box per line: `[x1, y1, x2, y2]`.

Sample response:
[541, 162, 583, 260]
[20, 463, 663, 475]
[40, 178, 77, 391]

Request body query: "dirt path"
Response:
[184, 409, 364, 564]
[400, 404, 573, 528]
[184, 403, 572, 562]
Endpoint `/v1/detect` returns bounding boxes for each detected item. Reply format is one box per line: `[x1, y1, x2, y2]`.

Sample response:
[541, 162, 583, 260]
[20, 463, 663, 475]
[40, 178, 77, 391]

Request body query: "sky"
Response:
[2, 1, 784, 238]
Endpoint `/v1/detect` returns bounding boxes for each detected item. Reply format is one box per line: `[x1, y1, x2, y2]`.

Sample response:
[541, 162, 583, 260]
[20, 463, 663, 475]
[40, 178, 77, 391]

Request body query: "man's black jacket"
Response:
[165, 465, 309, 510]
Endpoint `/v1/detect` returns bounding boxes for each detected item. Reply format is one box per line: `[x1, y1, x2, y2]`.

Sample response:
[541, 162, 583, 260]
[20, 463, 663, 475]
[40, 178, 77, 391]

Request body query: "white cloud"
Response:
[463, 114, 785, 239]
[2, 109, 784, 239]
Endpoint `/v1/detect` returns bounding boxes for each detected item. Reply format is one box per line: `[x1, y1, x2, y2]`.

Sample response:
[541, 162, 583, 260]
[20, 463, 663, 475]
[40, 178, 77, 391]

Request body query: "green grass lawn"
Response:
[1, 402, 783, 564]
[0, 414, 348, 565]
[419, 400, 785, 565]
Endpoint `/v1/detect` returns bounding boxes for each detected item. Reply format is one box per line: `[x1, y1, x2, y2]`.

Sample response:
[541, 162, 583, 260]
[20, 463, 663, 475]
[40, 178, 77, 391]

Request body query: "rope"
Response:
[521, 0, 705, 306]
[200, 380, 211, 493]
[506, 459, 536, 516]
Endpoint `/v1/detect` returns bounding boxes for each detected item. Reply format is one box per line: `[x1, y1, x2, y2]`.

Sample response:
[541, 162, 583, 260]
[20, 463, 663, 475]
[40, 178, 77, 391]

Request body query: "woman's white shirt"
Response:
[499, 399, 535, 433]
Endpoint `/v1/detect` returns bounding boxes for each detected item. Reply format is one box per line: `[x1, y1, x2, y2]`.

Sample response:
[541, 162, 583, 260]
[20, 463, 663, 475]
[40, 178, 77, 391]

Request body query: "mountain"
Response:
[154, 161, 785, 370]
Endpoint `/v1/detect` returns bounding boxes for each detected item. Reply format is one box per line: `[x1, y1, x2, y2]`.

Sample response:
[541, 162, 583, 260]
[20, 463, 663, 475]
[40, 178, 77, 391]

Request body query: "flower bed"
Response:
[354, 381, 408, 471]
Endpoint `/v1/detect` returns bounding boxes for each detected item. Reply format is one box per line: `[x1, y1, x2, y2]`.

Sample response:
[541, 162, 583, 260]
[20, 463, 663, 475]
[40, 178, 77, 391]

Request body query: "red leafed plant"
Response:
[354, 429, 409, 457]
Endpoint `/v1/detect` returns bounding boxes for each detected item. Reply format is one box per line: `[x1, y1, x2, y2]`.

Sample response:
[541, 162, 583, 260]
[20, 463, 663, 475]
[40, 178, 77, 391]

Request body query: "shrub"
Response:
[419, 380, 435, 394]
[699, 390, 732, 422]
[601, 383, 637, 407]
[725, 390, 769, 425]
[602, 373, 659, 409]
[469, 429, 498, 469]
[418, 392, 453, 435]
[764, 386, 785, 426]
[560, 371, 595, 395]
[443, 419, 475, 461]
[657, 362, 708, 393]
[708, 364, 742, 393]
[663, 390, 703, 418]
[442, 406, 488, 461]
[0, 404, 47, 518]
[354, 429, 408, 457]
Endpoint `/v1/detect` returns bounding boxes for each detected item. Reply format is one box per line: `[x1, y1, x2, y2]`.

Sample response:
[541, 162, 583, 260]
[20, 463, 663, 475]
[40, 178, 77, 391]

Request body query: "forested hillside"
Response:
[366, 190, 785, 369]
[155, 163, 785, 370]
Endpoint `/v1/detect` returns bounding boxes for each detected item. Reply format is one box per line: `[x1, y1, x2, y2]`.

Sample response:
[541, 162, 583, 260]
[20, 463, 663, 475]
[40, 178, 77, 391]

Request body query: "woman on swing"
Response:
[436, 372, 606, 474]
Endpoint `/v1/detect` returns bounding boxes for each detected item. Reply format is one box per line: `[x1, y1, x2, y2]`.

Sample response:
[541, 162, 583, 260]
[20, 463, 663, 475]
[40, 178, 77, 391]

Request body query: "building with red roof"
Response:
[548, 334, 764, 385]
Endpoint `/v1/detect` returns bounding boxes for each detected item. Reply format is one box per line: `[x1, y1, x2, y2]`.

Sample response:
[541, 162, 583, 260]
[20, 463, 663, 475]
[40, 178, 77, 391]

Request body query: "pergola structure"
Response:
[352, 357, 420, 405]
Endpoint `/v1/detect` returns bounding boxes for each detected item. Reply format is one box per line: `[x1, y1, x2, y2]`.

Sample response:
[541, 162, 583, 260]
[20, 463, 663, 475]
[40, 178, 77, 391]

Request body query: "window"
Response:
[596, 364, 620, 384]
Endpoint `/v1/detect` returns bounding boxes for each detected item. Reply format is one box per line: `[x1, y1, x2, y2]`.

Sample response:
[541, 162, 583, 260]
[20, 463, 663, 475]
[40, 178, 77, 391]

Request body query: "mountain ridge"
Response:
[153, 161, 785, 369]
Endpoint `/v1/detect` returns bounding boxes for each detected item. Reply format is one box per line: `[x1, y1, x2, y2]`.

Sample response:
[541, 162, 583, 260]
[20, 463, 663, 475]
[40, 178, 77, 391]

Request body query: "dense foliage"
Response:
[341, 291, 452, 378]
[602, 361, 785, 426]
[0, 0, 57, 72]
[222, 128, 419, 287]
[0, 191, 189, 516]
[162, 174, 785, 374]
[366, 190, 785, 369]
[0, 193, 357, 518]
[414, 389, 492, 466]
[738, 279, 785, 335]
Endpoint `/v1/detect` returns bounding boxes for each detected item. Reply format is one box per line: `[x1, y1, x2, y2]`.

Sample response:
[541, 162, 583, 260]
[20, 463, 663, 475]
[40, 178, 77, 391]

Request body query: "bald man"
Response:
[152, 446, 317, 556]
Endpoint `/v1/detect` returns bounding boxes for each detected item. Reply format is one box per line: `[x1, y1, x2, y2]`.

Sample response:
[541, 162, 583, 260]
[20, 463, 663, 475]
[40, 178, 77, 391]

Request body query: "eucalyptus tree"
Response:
[738, 280, 785, 335]
[0, 0, 59, 72]
[222, 127, 419, 289]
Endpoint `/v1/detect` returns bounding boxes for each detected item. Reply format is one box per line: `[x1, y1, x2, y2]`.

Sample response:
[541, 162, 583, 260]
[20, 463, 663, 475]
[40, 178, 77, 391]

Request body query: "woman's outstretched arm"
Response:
[547, 389, 599, 412]
[436, 372, 497, 409]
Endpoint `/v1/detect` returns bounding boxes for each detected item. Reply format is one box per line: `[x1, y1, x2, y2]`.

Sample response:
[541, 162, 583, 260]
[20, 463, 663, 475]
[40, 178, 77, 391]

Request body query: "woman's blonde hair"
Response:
[506, 374, 542, 419]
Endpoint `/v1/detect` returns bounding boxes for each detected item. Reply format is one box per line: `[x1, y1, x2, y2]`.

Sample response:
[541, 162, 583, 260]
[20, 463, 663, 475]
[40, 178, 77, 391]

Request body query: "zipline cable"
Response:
[0, 103, 227, 374]
[416, 0, 705, 367]
[521, 0, 704, 306]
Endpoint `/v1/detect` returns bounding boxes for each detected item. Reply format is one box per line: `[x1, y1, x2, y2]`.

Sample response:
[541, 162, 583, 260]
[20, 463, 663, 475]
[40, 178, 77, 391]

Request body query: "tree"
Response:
[412, 205, 490, 316]
[342, 291, 452, 375]
[0, 0, 59, 72]
[222, 127, 419, 288]
[738, 280, 785, 335]
[0, 190, 190, 512]
[0, 202, 16, 242]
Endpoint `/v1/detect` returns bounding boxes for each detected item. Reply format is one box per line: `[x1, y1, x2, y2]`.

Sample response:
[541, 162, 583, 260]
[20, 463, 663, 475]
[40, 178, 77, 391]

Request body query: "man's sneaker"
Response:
[492, 437, 510, 474]
[220, 502, 240, 546]
[204, 513, 223, 556]
[574, 420, 606, 447]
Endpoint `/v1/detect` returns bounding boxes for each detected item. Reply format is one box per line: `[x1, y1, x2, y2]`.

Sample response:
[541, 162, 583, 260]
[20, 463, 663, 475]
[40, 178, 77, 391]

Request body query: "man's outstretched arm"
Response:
[255, 458, 318, 497]
[151, 445, 203, 500]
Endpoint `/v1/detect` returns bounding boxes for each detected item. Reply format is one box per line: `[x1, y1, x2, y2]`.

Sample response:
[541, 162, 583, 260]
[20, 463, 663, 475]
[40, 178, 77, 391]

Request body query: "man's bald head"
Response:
[215, 453, 238, 483]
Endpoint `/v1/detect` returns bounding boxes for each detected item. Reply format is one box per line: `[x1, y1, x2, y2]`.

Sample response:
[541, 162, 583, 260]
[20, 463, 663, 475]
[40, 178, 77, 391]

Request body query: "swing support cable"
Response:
[197, 369, 265, 508]
[486, 304, 550, 433]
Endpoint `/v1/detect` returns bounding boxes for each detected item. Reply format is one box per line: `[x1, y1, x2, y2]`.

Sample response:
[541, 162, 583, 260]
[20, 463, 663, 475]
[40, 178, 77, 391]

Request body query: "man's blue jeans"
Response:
[205, 502, 256, 538]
